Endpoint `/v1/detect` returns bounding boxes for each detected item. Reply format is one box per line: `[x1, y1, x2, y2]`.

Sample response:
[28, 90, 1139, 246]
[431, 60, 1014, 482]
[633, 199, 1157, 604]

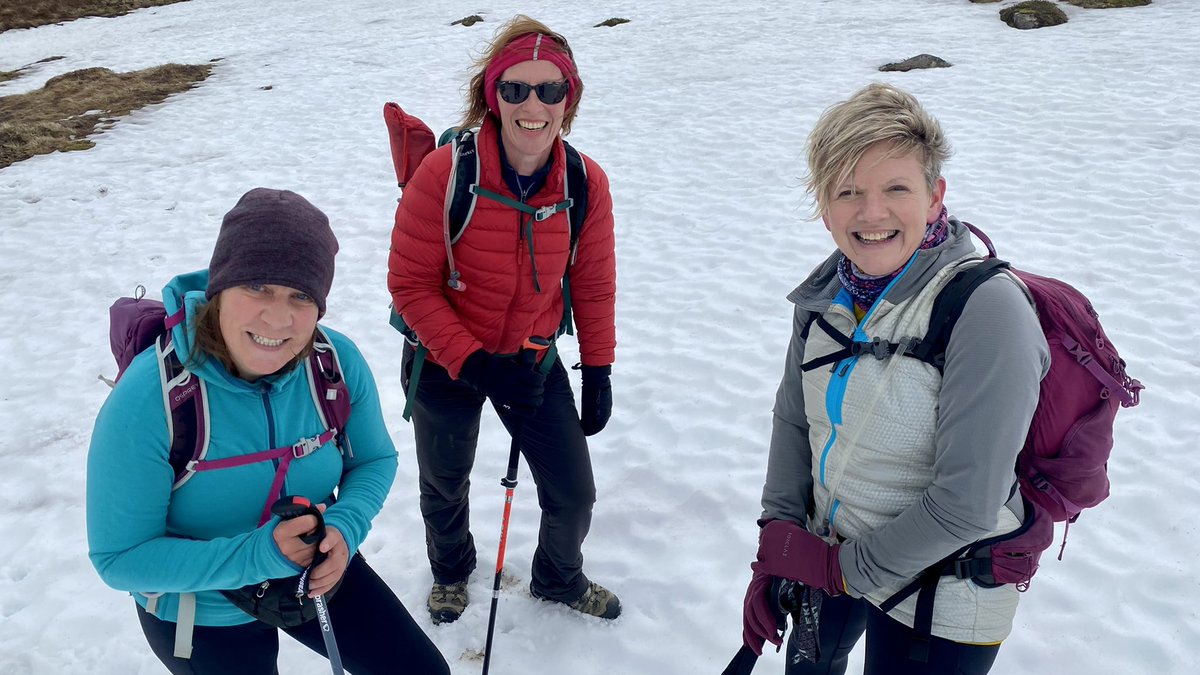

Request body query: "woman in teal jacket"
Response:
[87, 188, 448, 675]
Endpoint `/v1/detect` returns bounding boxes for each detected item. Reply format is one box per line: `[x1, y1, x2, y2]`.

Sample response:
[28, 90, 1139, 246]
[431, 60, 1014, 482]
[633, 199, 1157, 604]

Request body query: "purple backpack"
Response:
[958, 223, 1141, 544]
[879, 223, 1143, 657]
[105, 289, 354, 524]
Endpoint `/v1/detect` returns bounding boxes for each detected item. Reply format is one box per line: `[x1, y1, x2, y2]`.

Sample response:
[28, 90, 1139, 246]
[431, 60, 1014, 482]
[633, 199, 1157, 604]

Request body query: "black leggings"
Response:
[137, 554, 449, 675]
[784, 593, 1000, 675]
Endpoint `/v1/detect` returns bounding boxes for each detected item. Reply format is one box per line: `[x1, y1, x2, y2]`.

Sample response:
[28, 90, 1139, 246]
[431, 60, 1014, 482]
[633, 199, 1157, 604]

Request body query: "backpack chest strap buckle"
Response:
[534, 198, 573, 222]
[292, 431, 333, 459]
[851, 336, 893, 360]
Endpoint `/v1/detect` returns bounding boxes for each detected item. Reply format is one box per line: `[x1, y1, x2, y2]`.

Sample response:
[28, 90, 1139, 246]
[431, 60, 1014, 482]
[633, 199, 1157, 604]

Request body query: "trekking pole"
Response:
[272, 496, 345, 675]
[482, 337, 550, 675]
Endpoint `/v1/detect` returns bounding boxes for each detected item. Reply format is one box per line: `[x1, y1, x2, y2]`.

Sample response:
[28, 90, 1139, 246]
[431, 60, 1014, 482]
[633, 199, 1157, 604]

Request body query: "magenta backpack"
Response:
[104, 288, 354, 523]
[877, 222, 1143, 659]
[959, 223, 1142, 524]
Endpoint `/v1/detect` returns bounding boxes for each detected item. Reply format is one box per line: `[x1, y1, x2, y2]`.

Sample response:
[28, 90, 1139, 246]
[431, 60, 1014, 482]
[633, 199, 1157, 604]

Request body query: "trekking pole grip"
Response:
[271, 496, 344, 675]
[271, 496, 324, 545]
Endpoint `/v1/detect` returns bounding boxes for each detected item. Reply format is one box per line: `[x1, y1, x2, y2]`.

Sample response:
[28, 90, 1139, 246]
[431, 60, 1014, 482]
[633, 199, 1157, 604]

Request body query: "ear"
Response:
[821, 214, 832, 233]
[926, 176, 947, 222]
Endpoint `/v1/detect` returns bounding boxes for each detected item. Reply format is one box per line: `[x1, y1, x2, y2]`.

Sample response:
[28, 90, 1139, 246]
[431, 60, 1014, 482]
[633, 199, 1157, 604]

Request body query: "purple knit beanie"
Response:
[206, 188, 339, 316]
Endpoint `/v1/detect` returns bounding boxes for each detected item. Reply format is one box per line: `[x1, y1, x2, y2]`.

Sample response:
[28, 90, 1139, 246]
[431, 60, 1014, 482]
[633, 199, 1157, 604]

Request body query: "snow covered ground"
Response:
[1, 0, 1198, 673]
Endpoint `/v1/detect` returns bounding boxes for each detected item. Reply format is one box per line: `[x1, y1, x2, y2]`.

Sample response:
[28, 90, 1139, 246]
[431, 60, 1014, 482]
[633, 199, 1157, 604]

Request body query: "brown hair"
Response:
[459, 15, 584, 135]
[189, 295, 314, 379]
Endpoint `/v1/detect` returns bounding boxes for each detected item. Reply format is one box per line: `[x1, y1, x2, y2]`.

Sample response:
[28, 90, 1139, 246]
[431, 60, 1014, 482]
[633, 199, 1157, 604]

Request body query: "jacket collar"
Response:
[788, 217, 980, 312]
[478, 116, 567, 206]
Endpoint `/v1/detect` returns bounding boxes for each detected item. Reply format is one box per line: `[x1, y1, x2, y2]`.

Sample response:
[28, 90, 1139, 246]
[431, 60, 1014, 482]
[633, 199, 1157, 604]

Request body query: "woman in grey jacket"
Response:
[739, 84, 1050, 675]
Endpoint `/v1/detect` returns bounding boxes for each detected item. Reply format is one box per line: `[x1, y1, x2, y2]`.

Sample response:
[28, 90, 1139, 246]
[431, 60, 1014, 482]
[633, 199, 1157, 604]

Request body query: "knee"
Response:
[541, 483, 596, 516]
[419, 471, 472, 502]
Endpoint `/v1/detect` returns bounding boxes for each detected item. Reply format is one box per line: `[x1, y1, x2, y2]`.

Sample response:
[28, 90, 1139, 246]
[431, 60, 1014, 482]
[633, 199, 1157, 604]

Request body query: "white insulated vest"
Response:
[802, 255, 1023, 643]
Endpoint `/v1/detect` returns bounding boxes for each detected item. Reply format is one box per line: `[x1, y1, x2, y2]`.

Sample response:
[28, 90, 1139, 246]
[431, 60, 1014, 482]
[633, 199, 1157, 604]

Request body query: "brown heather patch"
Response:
[1, 0, 188, 32]
[0, 63, 212, 169]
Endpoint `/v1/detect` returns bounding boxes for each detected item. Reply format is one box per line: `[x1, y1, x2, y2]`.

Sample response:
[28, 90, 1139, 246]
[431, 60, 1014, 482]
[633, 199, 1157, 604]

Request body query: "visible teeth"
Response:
[251, 334, 284, 347]
[857, 231, 897, 242]
[517, 120, 547, 130]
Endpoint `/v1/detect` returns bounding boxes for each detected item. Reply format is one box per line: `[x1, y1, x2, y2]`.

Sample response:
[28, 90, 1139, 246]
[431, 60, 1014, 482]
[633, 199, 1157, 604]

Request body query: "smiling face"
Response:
[495, 59, 566, 175]
[822, 142, 947, 276]
[217, 284, 318, 381]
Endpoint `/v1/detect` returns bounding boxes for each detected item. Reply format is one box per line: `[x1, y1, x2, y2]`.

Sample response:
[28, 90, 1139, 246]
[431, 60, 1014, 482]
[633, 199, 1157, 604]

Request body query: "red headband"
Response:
[484, 33, 579, 115]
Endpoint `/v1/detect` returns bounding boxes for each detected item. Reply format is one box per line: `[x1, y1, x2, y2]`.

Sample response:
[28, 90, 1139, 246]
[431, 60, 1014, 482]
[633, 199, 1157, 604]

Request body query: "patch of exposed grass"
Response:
[594, 18, 631, 28]
[0, 0, 188, 32]
[451, 15, 483, 27]
[0, 63, 212, 169]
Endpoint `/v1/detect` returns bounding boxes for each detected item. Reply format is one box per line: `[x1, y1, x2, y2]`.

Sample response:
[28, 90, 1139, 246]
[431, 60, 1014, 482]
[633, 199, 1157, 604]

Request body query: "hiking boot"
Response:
[532, 580, 621, 620]
[428, 580, 469, 625]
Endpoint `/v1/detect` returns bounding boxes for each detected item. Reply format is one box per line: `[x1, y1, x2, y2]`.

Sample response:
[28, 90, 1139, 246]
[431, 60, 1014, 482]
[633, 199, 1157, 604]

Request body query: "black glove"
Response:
[459, 349, 546, 417]
[577, 364, 612, 436]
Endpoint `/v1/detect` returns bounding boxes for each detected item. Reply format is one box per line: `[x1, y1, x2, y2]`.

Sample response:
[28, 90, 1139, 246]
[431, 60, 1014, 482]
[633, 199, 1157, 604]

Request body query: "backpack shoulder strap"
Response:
[557, 140, 591, 337]
[445, 128, 480, 245]
[307, 326, 354, 457]
[562, 139, 589, 263]
[154, 332, 209, 489]
[438, 128, 480, 292]
[907, 258, 1012, 372]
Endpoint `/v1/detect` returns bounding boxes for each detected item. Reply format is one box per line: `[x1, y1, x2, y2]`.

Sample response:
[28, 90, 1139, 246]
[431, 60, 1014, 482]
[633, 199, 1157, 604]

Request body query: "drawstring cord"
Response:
[523, 212, 542, 293]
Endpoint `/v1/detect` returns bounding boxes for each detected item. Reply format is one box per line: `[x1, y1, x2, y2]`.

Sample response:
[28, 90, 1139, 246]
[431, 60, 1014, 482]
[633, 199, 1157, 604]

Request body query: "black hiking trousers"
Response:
[137, 553, 450, 675]
[403, 342, 597, 603]
[784, 592, 1000, 675]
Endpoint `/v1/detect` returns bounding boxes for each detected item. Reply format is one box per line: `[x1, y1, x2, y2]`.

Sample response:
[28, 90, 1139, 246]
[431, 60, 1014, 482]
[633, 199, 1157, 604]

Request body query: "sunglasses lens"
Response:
[497, 81, 531, 104]
[536, 81, 569, 105]
[497, 81, 569, 105]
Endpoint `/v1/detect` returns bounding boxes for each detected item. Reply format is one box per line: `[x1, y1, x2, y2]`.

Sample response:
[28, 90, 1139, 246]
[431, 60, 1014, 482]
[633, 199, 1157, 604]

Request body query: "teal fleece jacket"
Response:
[87, 270, 398, 626]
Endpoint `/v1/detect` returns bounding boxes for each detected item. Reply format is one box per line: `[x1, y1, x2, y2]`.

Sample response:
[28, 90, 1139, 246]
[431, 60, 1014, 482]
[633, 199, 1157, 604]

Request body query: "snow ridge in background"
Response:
[0, 1, 1198, 673]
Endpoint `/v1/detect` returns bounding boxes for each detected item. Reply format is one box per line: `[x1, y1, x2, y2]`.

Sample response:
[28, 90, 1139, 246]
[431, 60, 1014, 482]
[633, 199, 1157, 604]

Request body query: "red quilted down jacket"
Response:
[387, 119, 616, 379]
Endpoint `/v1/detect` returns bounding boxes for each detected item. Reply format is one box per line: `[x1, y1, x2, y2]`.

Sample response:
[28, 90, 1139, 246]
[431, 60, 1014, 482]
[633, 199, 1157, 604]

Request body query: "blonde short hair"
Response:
[805, 83, 950, 215]
[460, 15, 584, 135]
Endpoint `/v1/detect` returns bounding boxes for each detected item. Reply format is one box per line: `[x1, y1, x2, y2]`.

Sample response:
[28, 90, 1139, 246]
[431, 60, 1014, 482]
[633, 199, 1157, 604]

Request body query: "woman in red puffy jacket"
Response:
[387, 15, 619, 626]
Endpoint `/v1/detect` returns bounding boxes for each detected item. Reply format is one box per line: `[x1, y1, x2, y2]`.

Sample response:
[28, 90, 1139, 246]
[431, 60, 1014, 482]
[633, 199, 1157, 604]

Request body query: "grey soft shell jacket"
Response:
[761, 218, 1050, 641]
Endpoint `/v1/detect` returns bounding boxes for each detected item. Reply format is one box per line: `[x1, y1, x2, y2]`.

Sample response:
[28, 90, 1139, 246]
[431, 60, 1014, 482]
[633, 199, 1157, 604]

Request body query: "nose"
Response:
[859, 191, 888, 223]
[518, 95, 544, 112]
[260, 296, 292, 329]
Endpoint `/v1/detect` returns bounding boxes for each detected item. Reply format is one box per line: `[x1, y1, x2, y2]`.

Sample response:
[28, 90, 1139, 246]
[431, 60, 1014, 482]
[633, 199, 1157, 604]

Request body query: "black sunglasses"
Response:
[496, 80, 570, 105]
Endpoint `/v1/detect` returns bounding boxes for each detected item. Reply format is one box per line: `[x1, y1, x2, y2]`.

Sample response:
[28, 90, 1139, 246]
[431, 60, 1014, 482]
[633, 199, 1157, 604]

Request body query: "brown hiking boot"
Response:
[428, 580, 469, 625]
[533, 580, 622, 620]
